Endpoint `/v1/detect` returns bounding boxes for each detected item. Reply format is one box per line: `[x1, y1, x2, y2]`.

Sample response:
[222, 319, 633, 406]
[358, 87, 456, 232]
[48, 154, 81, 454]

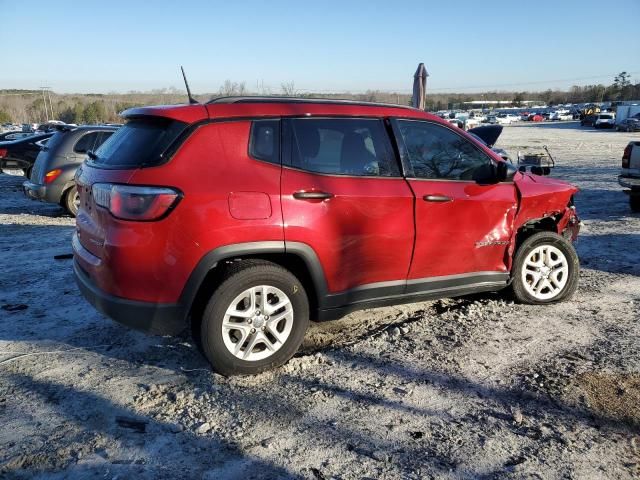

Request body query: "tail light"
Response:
[92, 184, 181, 221]
[44, 169, 62, 184]
[0, 148, 7, 159]
[622, 144, 631, 169]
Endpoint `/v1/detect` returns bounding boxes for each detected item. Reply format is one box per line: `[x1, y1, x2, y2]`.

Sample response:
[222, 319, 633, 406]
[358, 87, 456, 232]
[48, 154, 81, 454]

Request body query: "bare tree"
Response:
[218, 80, 247, 97]
[281, 81, 296, 97]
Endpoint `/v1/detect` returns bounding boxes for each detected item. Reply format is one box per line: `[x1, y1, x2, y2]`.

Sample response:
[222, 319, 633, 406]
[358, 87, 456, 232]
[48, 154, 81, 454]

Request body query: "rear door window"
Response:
[92, 118, 187, 168]
[284, 118, 399, 177]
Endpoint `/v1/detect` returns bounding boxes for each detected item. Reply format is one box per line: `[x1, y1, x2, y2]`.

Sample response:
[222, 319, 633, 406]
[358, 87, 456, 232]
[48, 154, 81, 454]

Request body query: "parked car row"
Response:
[580, 113, 617, 129]
[0, 123, 117, 216]
[0, 132, 53, 178]
[23, 125, 117, 215]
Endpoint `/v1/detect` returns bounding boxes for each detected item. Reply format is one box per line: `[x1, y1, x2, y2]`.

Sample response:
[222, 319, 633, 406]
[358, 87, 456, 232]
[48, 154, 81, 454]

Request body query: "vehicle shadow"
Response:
[2, 371, 303, 479]
[573, 187, 636, 221]
[3, 333, 637, 478]
[576, 233, 640, 276]
[317, 349, 639, 435]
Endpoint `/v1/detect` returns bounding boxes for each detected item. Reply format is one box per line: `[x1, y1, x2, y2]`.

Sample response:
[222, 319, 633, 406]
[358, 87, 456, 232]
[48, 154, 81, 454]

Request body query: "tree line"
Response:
[0, 72, 637, 124]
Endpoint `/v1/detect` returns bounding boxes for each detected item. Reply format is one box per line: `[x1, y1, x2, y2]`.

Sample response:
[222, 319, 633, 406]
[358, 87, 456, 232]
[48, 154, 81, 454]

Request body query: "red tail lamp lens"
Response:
[92, 183, 181, 221]
[44, 169, 62, 184]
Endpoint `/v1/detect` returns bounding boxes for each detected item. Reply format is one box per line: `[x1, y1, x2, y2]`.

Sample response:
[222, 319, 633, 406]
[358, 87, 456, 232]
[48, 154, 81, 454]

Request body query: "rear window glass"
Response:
[40, 131, 67, 152]
[74, 132, 100, 153]
[92, 118, 187, 167]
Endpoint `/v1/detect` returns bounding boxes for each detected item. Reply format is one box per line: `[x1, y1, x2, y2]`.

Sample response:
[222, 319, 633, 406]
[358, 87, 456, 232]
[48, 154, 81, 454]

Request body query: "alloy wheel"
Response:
[521, 244, 569, 300]
[221, 285, 294, 361]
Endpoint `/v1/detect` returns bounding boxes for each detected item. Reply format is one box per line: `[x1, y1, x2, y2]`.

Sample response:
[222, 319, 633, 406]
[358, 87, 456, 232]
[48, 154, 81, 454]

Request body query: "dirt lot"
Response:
[1, 122, 639, 479]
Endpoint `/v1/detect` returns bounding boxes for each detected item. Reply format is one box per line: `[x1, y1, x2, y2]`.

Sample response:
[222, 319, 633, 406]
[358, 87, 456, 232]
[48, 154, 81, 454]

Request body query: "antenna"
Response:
[181, 66, 199, 104]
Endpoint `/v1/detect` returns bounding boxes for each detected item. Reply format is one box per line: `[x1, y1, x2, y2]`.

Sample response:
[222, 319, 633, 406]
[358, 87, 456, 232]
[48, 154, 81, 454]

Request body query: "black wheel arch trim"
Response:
[180, 242, 510, 321]
[179, 241, 329, 318]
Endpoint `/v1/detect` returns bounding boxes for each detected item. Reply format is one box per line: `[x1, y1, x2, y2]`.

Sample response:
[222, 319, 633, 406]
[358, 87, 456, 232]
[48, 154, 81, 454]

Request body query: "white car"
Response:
[549, 110, 573, 121]
[595, 113, 616, 129]
[495, 114, 515, 125]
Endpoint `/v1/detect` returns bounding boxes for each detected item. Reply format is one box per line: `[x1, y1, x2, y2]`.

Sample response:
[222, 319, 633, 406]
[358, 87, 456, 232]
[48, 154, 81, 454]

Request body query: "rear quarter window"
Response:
[91, 118, 187, 168]
[249, 120, 280, 164]
[73, 132, 101, 153]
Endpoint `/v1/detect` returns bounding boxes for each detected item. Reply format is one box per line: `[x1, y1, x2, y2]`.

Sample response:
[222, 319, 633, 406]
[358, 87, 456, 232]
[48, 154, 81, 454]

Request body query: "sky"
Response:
[1, 0, 639, 94]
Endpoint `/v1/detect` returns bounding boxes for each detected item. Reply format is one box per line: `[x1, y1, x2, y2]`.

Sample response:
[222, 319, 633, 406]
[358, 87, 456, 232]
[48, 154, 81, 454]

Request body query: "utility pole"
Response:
[46, 88, 54, 119]
[40, 87, 49, 121]
[39, 86, 54, 121]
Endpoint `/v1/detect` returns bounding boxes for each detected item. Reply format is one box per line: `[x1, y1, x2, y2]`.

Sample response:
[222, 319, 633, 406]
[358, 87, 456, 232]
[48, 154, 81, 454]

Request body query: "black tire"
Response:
[63, 185, 80, 217]
[510, 231, 579, 305]
[630, 195, 640, 213]
[200, 260, 309, 376]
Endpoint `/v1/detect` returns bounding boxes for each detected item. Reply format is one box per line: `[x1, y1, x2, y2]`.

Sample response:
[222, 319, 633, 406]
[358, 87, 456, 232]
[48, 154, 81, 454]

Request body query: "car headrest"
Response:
[295, 122, 320, 158]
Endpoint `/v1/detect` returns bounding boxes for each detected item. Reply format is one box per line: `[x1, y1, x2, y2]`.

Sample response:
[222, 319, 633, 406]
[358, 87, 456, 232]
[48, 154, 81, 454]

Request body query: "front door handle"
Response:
[423, 194, 452, 202]
[293, 191, 334, 200]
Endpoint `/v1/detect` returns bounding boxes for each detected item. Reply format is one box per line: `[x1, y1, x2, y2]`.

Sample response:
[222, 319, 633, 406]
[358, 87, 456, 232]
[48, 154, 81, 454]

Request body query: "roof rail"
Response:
[206, 96, 416, 110]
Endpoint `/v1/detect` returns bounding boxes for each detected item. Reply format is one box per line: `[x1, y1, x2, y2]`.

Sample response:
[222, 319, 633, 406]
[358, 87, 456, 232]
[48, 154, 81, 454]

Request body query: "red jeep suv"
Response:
[73, 97, 580, 375]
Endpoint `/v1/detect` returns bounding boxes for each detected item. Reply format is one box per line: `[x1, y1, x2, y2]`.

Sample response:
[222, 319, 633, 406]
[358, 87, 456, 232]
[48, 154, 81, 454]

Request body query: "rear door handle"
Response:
[293, 191, 334, 200]
[423, 195, 452, 202]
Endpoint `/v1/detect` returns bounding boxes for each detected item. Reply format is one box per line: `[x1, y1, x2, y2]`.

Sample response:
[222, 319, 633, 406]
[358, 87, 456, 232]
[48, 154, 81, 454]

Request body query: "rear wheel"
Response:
[63, 185, 80, 217]
[511, 232, 579, 304]
[630, 195, 640, 213]
[200, 260, 309, 376]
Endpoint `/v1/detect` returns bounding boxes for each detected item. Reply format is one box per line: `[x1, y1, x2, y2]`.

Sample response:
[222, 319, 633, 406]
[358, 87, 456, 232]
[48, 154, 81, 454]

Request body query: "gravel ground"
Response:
[0, 121, 639, 479]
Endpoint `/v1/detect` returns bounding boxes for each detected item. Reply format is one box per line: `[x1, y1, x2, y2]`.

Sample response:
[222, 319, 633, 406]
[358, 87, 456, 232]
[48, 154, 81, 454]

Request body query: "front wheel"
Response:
[630, 195, 640, 213]
[200, 260, 309, 375]
[510, 231, 579, 304]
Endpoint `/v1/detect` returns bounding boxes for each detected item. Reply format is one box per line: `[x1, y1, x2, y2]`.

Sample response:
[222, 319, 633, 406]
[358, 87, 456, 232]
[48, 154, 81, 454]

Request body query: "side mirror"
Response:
[496, 161, 518, 182]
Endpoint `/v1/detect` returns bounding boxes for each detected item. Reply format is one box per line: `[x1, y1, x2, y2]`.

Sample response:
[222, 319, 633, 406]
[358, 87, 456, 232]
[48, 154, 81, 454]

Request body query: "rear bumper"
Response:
[73, 259, 187, 336]
[23, 180, 64, 204]
[619, 175, 640, 190]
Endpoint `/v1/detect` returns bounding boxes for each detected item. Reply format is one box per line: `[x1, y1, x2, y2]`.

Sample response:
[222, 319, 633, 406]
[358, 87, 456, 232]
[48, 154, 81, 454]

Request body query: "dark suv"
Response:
[73, 97, 581, 375]
[23, 126, 116, 216]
